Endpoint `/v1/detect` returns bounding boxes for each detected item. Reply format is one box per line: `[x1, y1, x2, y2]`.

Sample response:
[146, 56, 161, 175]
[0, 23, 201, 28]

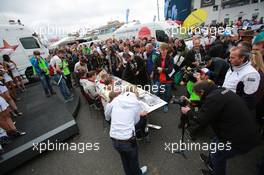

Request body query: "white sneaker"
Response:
[140, 166, 147, 174]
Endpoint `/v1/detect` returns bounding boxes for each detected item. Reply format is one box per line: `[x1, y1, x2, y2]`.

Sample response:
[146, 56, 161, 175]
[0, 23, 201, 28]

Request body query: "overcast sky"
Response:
[0, 0, 165, 37]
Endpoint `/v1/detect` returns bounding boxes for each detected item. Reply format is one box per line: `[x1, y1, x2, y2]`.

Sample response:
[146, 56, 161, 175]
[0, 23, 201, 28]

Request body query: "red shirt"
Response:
[159, 55, 172, 84]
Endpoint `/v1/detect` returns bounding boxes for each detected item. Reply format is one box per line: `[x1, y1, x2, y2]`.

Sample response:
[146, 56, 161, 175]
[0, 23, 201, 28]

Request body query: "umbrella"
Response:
[183, 9, 208, 28]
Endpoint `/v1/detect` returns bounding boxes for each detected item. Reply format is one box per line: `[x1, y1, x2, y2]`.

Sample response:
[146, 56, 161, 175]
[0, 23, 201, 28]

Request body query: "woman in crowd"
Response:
[153, 43, 174, 113]
[3, 55, 26, 92]
[0, 63, 17, 98]
[0, 72, 23, 117]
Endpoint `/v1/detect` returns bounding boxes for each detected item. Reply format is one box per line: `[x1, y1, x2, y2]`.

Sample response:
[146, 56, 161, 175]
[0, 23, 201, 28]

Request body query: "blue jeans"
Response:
[53, 74, 71, 100]
[152, 80, 160, 96]
[209, 137, 245, 175]
[112, 139, 142, 175]
[161, 83, 172, 104]
[39, 74, 53, 95]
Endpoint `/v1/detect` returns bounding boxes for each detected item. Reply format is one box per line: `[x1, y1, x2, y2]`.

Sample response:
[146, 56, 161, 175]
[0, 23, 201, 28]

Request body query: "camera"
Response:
[173, 98, 189, 107]
[182, 67, 199, 83]
[181, 64, 207, 84]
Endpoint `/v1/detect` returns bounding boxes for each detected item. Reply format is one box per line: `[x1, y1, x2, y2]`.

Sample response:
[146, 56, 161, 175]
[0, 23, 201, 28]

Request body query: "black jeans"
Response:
[112, 139, 142, 175]
[259, 155, 264, 175]
[209, 137, 246, 175]
[135, 117, 148, 138]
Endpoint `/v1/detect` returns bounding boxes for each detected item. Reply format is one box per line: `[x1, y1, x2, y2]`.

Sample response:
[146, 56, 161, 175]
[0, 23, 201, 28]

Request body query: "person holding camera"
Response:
[180, 80, 260, 175]
[205, 45, 229, 86]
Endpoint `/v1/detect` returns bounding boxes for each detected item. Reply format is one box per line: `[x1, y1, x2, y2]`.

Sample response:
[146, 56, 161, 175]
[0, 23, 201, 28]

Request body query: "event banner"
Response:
[164, 0, 192, 21]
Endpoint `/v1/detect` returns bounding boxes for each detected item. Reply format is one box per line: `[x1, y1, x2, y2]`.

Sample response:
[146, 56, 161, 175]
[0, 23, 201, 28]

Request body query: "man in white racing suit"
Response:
[223, 46, 260, 110]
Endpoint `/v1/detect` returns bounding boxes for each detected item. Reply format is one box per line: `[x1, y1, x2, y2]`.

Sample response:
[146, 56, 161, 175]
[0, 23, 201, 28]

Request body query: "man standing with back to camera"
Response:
[180, 80, 260, 175]
[104, 85, 147, 175]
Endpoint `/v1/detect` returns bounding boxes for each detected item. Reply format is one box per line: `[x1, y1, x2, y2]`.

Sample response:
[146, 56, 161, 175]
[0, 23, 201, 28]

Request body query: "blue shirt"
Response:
[30, 56, 48, 75]
[146, 49, 159, 75]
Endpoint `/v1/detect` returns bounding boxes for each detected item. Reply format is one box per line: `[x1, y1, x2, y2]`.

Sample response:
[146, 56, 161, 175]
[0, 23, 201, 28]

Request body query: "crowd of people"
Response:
[71, 28, 263, 175]
[0, 22, 264, 175]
